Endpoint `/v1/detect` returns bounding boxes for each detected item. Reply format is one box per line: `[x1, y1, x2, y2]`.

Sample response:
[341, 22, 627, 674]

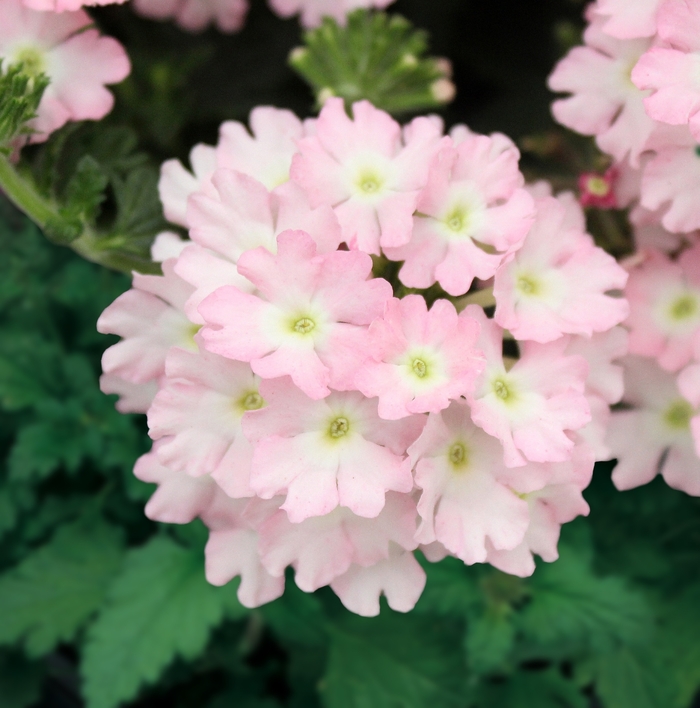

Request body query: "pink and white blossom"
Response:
[592, 0, 663, 39]
[384, 135, 535, 296]
[548, 14, 655, 166]
[291, 97, 447, 254]
[147, 346, 264, 498]
[0, 0, 130, 142]
[493, 194, 629, 342]
[625, 244, 700, 371]
[632, 0, 700, 141]
[608, 355, 700, 496]
[354, 295, 484, 420]
[132, 0, 248, 34]
[242, 377, 424, 521]
[466, 306, 591, 468]
[199, 229, 391, 399]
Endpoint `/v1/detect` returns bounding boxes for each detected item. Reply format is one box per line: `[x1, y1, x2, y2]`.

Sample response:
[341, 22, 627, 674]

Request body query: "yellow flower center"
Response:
[293, 317, 316, 334]
[241, 392, 264, 411]
[516, 275, 539, 296]
[329, 416, 350, 438]
[412, 358, 428, 378]
[664, 399, 694, 430]
[14, 46, 45, 77]
[669, 294, 698, 321]
[586, 176, 610, 197]
[448, 442, 469, 471]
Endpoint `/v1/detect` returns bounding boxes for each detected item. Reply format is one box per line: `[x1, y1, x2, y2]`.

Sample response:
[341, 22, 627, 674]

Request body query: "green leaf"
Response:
[0, 61, 49, 151]
[81, 534, 247, 708]
[465, 608, 515, 675]
[413, 555, 480, 617]
[0, 516, 125, 656]
[585, 647, 679, 708]
[290, 10, 455, 115]
[515, 546, 652, 658]
[321, 611, 467, 708]
[261, 581, 327, 648]
[0, 651, 45, 708]
[475, 668, 587, 708]
[61, 155, 108, 225]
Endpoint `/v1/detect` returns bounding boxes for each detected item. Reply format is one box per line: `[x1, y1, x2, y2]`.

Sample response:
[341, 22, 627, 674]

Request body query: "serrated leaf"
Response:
[515, 546, 652, 658]
[0, 651, 45, 708]
[475, 668, 587, 708]
[61, 155, 108, 224]
[0, 516, 125, 656]
[290, 10, 454, 115]
[81, 534, 246, 708]
[112, 165, 165, 239]
[322, 611, 467, 708]
[587, 647, 679, 708]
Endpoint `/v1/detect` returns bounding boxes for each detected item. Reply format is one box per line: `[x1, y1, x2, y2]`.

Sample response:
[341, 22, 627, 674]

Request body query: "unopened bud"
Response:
[431, 78, 456, 104]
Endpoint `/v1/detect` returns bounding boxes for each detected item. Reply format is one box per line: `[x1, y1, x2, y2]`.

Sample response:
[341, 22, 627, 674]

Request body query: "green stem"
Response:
[0, 152, 158, 274]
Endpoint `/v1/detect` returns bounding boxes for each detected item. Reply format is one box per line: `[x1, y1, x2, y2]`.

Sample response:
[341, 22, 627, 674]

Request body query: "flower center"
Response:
[585, 176, 611, 197]
[664, 399, 694, 430]
[448, 442, 468, 469]
[329, 416, 350, 438]
[516, 275, 539, 296]
[13, 46, 45, 77]
[293, 317, 316, 334]
[241, 392, 264, 411]
[492, 377, 513, 401]
[444, 206, 469, 234]
[669, 294, 698, 321]
[412, 358, 428, 378]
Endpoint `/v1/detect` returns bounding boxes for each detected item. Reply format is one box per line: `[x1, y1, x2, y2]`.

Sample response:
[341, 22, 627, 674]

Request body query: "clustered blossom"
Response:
[549, 0, 700, 496]
[100, 97, 629, 615]
[0, 0, 130, 143]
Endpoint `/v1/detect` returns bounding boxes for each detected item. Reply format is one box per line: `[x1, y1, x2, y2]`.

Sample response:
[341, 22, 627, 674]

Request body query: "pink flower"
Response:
[199, 230, 392, 399]
[493, 194, 629, 342]
[466, 306, 591, 468]
[23, 0, 125, 11]
[383, 135, 535, 296]
[0, 0, 130, 142]
[217, 106, 310, 190]
[678, 362, 700, 458]
[291, 97, 447, 254]
[97, 260, 197, 405]
[592, 0, 663, 39]
[608, 355, 700, 496]
[548, 14, 655, 166]
[408, 401, 532, 564]
[202, 495, 286, 607]
[268, 0, 395, 29]
[578, 167, 618, 208]
[354, 295, 484, 420]
[132, 0, 248, 33]
[330, 548, 426, 617]
[159, 144, 218, 228]
[179, 170, 341, 322]
[242, 377, 424, 521]
[625, 244, 700, 371]
[256, 492, 418, 592]
[632, 0, 700, 141]
[147, 346, 264, 498]
[133, 444, 220, 524]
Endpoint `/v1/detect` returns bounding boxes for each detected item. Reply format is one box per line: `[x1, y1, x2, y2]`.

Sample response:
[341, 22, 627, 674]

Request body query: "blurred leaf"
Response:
[291, 10, 454, 115]
[475, 668, 587, 708]
[262, 581, 327, 648]
[0, 516, 125, 656]
[465, 608, 515, 675]
[515, 545, 652, 658]
[413, 555, 480, 616]
[82, 534, 247, 708]
[0, 650, 45, 708]
[322, 611, 467, 708]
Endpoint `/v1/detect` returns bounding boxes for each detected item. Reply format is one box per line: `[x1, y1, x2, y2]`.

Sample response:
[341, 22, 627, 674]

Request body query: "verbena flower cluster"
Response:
[98, 97, 629, 615]
[550, 0, 700, 497]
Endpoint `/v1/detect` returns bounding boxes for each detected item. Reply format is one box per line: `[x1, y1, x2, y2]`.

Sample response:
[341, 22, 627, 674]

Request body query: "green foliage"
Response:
[0, 516, 125, 656]
[290, 10, 455, 115]
[322, 611, 467, 708]
[0, 61, 49, 152]
[82, 534, 247, 708]
[0, 651, 45, 708]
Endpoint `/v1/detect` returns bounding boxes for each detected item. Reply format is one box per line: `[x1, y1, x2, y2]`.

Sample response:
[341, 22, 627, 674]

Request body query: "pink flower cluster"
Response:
[99, 99, 628, 614]
[0, 0, 130, 143]
[550, 0, 700, 496]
